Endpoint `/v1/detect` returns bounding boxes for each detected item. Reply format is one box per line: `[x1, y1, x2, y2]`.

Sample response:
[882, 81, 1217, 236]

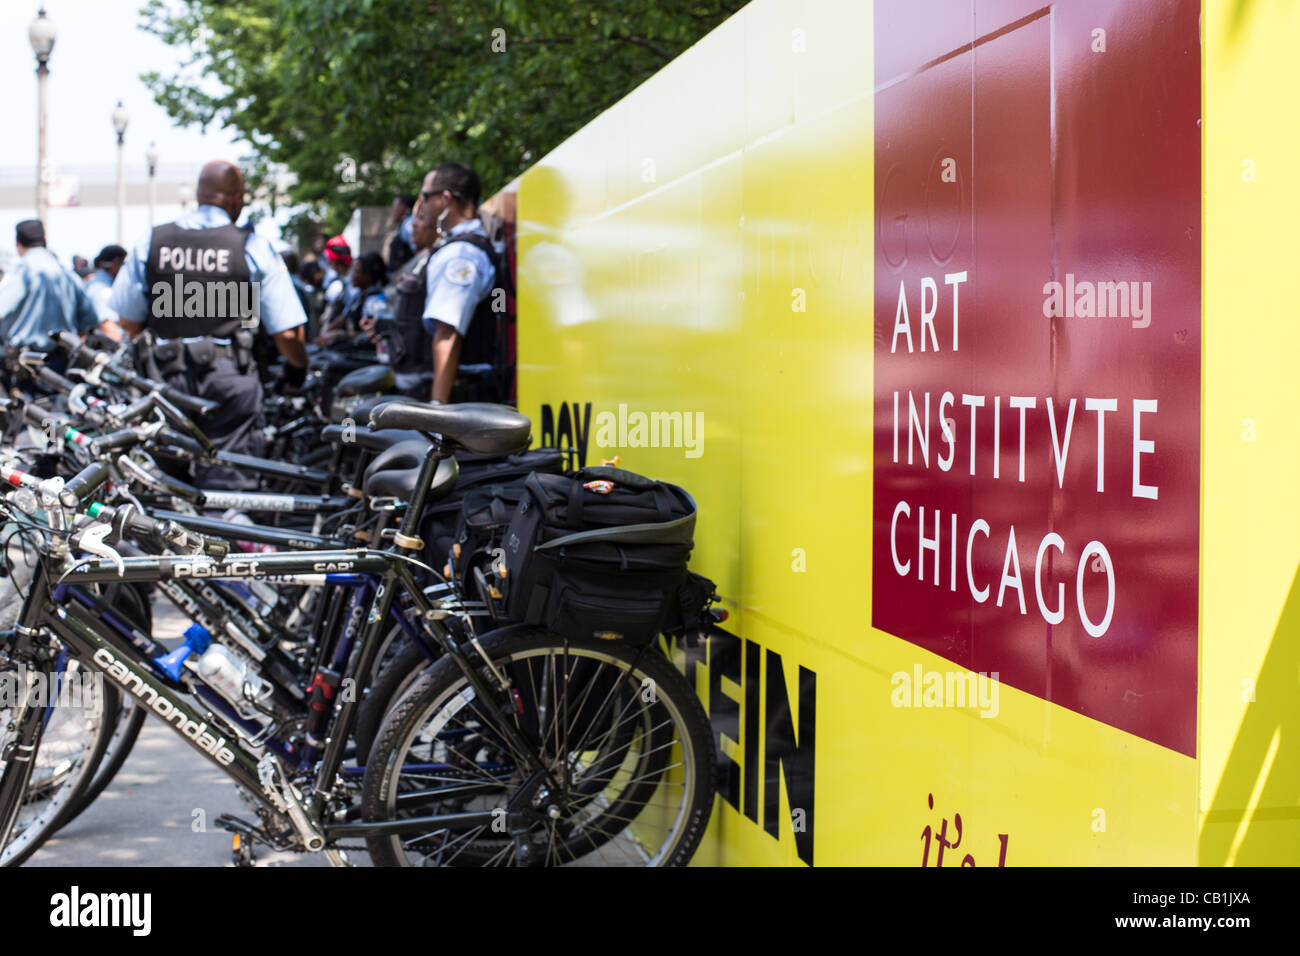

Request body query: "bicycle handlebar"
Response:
[117, 393, 157, 426]
[114, 454, 207, 505]
[33, 364, 81, 396]
[156, 428, 206, 457]
[50, 331, 220, 418]
[118, 505, 228, 558]
[59, 459, 111, 509]
[151, 392, 216, 453]
[89, 428, 143, 456]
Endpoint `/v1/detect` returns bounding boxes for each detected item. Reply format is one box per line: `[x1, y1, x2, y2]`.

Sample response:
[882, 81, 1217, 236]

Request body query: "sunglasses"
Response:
[420, 188, 465, 202]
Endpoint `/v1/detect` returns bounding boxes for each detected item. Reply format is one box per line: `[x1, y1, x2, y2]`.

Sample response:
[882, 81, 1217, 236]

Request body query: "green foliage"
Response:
[139, 0, 745, 233]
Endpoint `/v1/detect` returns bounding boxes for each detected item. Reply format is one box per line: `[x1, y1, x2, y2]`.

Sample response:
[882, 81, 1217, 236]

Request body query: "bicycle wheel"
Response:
[361, 627, 714, 867]
[0, 657, 119, 866]
[54, 583, 152, 831]
[353, 622, 451, 767]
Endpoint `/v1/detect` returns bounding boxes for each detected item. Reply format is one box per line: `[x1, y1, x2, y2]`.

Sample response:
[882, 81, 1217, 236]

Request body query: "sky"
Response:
[0, 1, 283, 268]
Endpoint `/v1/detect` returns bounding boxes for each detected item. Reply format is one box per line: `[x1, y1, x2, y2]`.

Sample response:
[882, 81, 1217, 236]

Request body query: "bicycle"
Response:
[0, 401, 715, 866]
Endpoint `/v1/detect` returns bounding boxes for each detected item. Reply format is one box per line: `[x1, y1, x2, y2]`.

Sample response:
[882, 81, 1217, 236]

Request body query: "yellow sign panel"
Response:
[510, 0, 1299, 865]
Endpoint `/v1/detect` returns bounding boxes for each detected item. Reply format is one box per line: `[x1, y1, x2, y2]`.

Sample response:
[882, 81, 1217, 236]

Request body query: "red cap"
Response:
[324, 234, 352, 267]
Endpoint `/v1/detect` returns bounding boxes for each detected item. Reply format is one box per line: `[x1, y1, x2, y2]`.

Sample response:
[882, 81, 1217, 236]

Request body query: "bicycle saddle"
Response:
[362, 438, 459, 502]
[320, 424, 423, 452]
[335, 364, 396, 397]
[368, 402, 531, 458]
[330, 393, 418, 425]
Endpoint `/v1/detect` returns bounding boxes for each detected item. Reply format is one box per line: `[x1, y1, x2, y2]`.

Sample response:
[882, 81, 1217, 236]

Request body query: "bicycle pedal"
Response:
[231, 831, 256, 867]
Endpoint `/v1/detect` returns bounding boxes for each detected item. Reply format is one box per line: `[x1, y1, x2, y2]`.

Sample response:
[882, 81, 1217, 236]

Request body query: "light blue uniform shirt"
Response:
[361, 289, 387, 320]
[84, 268, 119, 323]
[422, 218, 496, 337]
[325, 274, 351, 307]
[109, 205, 307, 335]
[0, 247, 99, 348]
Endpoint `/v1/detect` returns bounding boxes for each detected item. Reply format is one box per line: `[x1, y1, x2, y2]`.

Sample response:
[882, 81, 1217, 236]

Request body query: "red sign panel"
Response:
[872, 0, 1201, 756]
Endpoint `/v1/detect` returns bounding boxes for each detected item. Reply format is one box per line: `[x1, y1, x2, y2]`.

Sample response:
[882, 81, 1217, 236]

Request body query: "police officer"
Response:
[0, 220, 117, 374]
[109, 160, 308, 489]
[382, 194, 416, 273]
[84, 244, 127, 341]
[410, 162, 498, 404]
[375, 205, 439, 396]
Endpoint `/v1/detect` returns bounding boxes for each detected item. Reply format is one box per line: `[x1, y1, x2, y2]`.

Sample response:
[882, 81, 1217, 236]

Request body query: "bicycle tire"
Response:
[354, 634, 440, 766]
[0, 660, 120, 867]
[361, 627, 714, 867]
[53, 583, 153, 831]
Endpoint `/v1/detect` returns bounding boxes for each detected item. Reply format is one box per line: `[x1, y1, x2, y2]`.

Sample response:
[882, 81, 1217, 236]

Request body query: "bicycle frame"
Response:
[150, 489, 354, 515]
[1, 442, 561, 855]
[6, 576, 552, 851]
[151, 510, 349, 550]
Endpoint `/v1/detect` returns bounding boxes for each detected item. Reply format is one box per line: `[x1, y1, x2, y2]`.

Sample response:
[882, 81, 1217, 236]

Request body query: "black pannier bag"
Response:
[420, 447, 565, 568]
[502, 465, 703, 645]
[450, 478, 531, 582]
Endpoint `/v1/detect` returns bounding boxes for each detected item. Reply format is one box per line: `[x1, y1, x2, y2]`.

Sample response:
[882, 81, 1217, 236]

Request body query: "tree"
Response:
[140, 0, 746, 235]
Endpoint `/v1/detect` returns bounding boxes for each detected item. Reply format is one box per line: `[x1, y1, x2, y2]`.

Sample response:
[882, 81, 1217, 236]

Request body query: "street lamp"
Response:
[145, 142, 159, 229]
[112, 101, 129, 244]
[29, 6, 57, 224]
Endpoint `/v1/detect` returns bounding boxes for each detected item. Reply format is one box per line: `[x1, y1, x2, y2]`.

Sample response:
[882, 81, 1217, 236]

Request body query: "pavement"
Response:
[26, 597, 346, 868]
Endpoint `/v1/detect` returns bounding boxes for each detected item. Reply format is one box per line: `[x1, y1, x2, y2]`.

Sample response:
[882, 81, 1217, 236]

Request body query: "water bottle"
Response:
[197, 644, 266, 713]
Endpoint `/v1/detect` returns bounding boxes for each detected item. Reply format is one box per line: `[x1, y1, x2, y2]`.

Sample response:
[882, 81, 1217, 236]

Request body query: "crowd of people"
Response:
[283, 165, 509, 405]
[0, 157, 510, 489]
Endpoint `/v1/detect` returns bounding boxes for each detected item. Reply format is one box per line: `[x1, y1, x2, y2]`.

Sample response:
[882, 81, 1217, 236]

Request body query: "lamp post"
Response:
[112, 101, 129, 244]
[145, 142, 159, 229]
[28, 6, 57, 224]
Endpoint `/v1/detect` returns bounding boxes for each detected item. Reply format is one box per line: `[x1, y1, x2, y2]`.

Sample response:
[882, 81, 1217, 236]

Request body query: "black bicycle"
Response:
[0, 402, 714, 866]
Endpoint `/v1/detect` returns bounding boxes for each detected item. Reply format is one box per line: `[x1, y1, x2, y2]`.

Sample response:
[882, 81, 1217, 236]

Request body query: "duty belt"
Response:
[138, 331, 255, 378]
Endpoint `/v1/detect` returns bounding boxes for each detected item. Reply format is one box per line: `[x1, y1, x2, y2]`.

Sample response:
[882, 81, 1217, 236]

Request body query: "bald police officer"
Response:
[109, 160, 308, 489]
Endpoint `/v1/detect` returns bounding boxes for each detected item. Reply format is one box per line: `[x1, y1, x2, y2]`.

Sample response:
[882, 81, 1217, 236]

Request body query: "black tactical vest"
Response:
[144, 223, 253, 339]
[390, 250, 433, 374]
[438, 232, 501, 367]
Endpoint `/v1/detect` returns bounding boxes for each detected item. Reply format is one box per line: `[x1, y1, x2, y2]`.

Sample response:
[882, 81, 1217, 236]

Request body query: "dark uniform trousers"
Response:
[164, 355, 264, 491]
